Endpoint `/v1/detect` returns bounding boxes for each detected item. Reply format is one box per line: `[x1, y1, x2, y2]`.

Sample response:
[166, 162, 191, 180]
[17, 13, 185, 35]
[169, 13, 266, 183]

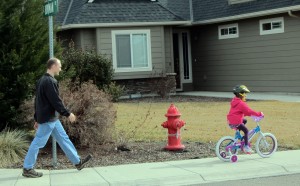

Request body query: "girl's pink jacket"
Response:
[227, 97, 262, 125]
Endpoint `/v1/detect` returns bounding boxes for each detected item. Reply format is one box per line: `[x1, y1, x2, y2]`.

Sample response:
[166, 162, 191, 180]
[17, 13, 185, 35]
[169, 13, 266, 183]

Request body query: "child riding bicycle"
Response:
[227, 85, 264, 154]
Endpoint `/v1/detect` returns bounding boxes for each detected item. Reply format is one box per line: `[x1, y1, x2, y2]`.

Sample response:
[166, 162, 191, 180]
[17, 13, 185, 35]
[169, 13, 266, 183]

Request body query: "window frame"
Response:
[181, 31, 193, 83]
[218, 23, 239, 40]
[259, 17, 284, 35]
[112, 30, 152, 73]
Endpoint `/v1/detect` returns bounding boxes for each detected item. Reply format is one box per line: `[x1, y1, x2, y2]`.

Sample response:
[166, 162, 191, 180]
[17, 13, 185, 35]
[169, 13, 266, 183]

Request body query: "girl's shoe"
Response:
[243, 145, 253, 154]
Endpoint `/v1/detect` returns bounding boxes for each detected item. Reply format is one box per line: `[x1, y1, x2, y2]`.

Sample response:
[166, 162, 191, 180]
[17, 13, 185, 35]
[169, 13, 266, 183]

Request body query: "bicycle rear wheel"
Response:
[215, 136, 237, 162]
[255, 133, 277, 158]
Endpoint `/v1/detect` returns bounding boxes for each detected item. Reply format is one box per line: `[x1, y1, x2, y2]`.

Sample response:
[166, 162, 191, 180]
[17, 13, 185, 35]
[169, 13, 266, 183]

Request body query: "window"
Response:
[218, 24, 239, 39]
[112, 30, 152, 72]
[260, 17, 284, 35]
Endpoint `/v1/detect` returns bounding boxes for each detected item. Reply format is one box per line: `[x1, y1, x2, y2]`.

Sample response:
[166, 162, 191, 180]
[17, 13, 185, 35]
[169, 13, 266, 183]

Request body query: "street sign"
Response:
[44, 0, 58, 17]
[44, 0, 59, 167]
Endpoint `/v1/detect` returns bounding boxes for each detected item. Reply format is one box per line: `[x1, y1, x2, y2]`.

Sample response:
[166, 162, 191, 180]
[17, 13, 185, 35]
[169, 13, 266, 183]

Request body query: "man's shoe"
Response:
[75, 154, 92, 170]
[22, 168, 43, 178]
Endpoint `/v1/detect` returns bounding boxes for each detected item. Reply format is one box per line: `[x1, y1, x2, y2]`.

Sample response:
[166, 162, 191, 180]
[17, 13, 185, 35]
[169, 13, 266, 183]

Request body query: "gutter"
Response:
[58, 21, 191, 31]
[193, 5, 300, 25]
[62, 0, 74, 25]
[189, 0, 194, 22]
[288, 10, 300, 18]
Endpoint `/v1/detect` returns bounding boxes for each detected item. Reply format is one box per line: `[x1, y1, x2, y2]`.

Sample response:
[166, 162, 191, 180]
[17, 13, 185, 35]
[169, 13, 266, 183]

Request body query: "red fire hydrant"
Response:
[161, 104, 186, 150]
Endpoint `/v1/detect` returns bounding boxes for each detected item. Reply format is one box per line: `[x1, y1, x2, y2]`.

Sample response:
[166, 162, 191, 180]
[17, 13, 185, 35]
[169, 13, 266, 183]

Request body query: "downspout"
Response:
[288, 10, 300, 18]
[189, 0, 194, 22]
[63, 0, 74, 25]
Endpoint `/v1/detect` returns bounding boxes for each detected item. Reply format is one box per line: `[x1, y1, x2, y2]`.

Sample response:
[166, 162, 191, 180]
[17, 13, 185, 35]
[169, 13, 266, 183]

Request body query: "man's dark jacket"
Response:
[34, 73, 70, 123]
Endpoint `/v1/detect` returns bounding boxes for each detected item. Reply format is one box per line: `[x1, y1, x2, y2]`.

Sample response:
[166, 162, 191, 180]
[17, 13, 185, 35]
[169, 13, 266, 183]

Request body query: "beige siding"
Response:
[192, 13, 300, 93]
[96, 26, 166, 80]
[80, 29, 96, 50]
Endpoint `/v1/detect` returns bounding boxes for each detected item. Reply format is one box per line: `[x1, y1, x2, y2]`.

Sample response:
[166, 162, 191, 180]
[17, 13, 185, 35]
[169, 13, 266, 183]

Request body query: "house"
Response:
[56, 0, 300, 93]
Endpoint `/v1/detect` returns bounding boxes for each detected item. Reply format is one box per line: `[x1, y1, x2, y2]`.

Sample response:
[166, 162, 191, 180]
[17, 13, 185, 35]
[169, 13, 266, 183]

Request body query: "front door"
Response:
[172, 30, 193, 91]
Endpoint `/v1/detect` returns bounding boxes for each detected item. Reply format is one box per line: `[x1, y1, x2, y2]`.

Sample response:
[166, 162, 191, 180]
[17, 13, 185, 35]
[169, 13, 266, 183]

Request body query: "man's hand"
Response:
[34, 122, 38, 130]
[68, 113, 76, 123]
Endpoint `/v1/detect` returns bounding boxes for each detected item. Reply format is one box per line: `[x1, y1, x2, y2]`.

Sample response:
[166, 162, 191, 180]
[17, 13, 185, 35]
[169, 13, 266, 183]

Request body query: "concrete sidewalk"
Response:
[1, 150, 300, 186]
[177, 91, 300, 102]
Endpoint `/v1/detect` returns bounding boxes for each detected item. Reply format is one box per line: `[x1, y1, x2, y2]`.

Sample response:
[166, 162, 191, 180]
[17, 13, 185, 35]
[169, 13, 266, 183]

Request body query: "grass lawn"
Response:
[115, 98, 300, 149]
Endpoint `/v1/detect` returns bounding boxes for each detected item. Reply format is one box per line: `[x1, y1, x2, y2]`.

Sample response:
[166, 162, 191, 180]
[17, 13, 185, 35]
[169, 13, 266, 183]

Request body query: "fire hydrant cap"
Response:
[165, 104, 181, 117]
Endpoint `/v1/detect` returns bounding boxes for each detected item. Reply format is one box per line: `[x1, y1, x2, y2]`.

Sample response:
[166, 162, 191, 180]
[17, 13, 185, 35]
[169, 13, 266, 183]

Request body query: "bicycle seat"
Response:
[229, 125, 243, 140]
[228, 124, 239, 130]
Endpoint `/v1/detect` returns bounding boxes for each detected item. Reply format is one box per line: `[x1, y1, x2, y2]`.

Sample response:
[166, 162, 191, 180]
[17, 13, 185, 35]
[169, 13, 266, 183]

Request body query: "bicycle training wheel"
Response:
[255, 133, 277, 158]
[215, 136, 237, 162]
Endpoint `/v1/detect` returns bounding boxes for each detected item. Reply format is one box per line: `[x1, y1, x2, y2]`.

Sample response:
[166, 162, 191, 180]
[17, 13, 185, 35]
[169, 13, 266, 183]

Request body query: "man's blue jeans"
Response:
[23, 119, 80, 169]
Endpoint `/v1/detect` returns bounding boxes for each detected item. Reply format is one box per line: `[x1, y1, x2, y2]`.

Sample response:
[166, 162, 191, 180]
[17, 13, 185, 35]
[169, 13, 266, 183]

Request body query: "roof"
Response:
[56, 0, 184, 26]
[56, 0, 300, 28]
[192, 0, 300, 22]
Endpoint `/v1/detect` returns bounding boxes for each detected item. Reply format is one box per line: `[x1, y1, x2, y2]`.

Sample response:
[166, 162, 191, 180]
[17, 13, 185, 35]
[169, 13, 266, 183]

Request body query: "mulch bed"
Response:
[23, 141, 216, 170]
[9, 96, 288, 170]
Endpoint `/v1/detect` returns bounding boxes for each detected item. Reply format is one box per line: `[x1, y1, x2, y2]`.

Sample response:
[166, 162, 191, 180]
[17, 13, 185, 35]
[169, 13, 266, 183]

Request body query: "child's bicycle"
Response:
[215, 116, 277, 162]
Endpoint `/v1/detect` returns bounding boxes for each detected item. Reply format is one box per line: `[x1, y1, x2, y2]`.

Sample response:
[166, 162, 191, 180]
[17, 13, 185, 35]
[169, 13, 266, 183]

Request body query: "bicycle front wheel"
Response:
[215, 136, 237, 162]
[255, 133, 277, 158]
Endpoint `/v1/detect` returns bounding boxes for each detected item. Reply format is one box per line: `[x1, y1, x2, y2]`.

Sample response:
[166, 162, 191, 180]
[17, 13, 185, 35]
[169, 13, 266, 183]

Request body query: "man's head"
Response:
[47, 58, 62, 76]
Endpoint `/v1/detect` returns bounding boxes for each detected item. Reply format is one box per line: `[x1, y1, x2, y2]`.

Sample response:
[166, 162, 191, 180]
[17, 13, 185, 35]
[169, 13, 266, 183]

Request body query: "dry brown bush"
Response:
[60, 80, 116, 147]
[19, 80, 116, 148]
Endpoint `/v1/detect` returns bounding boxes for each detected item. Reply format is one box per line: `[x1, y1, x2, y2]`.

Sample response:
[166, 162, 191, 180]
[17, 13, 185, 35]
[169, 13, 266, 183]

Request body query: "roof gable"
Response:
[158, 0, 191, 20]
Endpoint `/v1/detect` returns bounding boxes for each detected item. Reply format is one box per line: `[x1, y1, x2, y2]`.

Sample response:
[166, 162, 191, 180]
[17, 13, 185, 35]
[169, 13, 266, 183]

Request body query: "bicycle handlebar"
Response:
[251, 115, 264, 122]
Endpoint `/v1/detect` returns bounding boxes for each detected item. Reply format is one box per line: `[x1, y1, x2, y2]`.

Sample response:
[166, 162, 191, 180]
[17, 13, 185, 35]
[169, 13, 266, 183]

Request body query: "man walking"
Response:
[22, 58, 92, 178]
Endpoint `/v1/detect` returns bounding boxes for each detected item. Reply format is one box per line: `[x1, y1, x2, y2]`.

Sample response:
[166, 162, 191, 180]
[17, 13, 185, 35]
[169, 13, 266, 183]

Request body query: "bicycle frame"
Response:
[225, 121, 264, 152]
[216, 116, 277, 162]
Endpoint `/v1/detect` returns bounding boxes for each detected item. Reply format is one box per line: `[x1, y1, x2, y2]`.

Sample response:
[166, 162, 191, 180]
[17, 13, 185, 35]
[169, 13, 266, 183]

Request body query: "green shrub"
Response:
[0, 0, 62, 131]
[103, 82, 125, 102]
[61, 42, 114, 89]
[18, 98, 35, 130]
[0, 129, 29, 168]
